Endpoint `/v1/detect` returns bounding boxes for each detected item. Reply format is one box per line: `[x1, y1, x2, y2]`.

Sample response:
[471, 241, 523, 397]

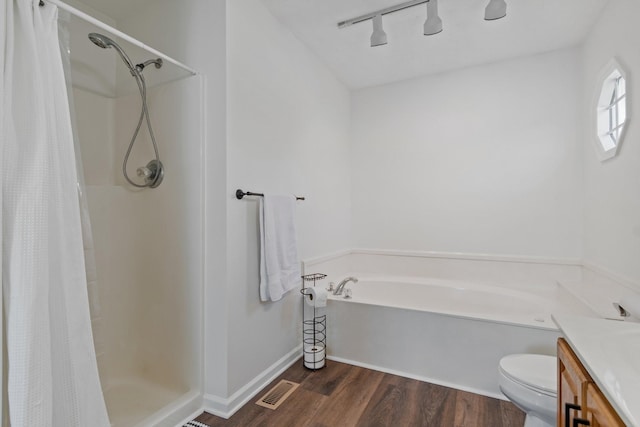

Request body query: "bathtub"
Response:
[324, 275, 596, 398]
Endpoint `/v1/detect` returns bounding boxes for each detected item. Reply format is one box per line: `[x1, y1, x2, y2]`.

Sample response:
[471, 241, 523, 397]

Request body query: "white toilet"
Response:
[498, 354, 557, 427]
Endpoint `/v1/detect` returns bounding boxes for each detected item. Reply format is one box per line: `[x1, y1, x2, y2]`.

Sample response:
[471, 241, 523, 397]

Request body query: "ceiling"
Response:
[263, 0, 609, 89]
[74, 0, 610, 90]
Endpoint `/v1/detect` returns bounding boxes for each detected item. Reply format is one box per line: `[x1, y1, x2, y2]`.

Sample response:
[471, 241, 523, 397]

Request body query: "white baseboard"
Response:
[202, 345, 302, 419]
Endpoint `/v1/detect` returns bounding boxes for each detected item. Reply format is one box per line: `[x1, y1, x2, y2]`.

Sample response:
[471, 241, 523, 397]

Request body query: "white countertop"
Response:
[553, 314, 640, 427]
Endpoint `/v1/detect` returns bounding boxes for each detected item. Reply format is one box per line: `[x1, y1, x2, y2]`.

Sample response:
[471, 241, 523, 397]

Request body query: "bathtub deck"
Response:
[193, 359, 525, 427]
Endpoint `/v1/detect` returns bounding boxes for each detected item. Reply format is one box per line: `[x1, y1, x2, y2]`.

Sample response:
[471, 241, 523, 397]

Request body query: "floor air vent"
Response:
[255, 379, 299, 410]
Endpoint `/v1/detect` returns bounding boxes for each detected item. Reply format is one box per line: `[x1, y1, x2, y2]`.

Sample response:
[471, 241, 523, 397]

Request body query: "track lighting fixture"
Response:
[370, 14, 388, 47]
[484, 0, 507, 21]
[337, 0, 507, 47]
[423, 0, 443, 36]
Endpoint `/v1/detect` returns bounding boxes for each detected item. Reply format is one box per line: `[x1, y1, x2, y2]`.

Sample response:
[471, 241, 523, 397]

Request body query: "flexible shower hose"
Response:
[122, 69, 161, 188]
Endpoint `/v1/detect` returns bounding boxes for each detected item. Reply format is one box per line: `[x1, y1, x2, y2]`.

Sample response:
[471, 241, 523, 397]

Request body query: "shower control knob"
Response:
[139, 160, 164, 188]
[137, 166, 152, 178]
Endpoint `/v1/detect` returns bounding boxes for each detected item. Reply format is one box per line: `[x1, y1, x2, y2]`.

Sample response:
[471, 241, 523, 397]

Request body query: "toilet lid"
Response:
[499, 354, 557, 395]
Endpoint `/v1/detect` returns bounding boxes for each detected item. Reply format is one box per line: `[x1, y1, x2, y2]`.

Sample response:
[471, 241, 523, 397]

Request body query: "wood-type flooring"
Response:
[193, 359, 525, 427]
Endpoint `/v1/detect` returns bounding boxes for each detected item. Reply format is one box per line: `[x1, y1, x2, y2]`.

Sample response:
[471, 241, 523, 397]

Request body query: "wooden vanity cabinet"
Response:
[557, 338, 625, 427]
[558, 338, 589, 427]
[584, 383, 625, 427]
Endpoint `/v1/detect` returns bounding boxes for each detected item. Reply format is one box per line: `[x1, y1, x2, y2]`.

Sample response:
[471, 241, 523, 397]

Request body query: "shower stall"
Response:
[46, 3, 202, 426]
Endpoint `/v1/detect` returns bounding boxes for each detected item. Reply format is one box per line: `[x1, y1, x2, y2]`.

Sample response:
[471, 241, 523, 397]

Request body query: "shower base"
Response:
[103, 377, 185, 427]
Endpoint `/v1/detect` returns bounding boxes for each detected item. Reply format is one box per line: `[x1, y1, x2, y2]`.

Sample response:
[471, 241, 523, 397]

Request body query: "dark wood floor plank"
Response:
[195, 388, 327, 427]
[356, 381, 411, 427]
[191, 358, 526, 427]
[500, 398, 526, 426]
[454, 391, 483, 427]
[415, 381, 458, 427]
[454, 389, 513, 427]
[359, 376, 460, 427]
[272, 360, 313, 384]
[482, 396, 504, 427]
[300, 360, 352, 396]
[307, 365, 385, 426]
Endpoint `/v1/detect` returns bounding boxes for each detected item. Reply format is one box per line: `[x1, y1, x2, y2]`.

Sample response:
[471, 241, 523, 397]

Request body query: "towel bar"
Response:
[235, 189, 305, 201]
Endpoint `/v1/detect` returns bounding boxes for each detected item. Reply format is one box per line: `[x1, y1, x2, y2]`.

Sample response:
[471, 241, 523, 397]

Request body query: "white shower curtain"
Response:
[1, 1, 110, 426]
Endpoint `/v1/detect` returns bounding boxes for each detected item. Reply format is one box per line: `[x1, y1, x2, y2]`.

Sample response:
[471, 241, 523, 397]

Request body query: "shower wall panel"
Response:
[113, 79, 202, 392]
[72, 76, 202, 424]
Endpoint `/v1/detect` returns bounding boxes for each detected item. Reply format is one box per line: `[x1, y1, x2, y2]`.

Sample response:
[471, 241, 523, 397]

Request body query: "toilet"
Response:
[498, 354, 557, 427]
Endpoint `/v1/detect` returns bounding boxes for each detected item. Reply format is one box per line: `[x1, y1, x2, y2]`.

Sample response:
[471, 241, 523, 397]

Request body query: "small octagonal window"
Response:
[596, 59, 628, 161]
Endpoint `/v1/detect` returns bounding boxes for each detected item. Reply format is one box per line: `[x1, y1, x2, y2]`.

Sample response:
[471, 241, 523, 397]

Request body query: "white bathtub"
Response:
[328, 276, 594, 329]
[324, 274, 596, 398]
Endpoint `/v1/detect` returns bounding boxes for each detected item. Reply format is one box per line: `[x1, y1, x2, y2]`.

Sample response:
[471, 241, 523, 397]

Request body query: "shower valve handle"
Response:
[137, 166, 153, 178]
[137, 160, 164, 188]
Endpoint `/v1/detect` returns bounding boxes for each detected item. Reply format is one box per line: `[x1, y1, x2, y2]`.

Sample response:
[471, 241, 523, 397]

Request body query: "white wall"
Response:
[225, 0, 351, 396]
[351, 49, 584, 259]
[581, 0, 640, 291]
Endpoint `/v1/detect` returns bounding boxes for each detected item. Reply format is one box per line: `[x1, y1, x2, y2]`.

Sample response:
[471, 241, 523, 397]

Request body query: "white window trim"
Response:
[593, 58, 629, 162]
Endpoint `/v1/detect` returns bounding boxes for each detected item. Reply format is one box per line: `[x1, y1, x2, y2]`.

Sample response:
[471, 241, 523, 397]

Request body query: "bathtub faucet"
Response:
[334, 277, 358, 296]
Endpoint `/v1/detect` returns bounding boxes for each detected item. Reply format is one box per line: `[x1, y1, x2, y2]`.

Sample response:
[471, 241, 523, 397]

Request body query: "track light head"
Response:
[370, 14, 388, 47]
[484, 0, 507, 21]
[423, 0, 443, 36]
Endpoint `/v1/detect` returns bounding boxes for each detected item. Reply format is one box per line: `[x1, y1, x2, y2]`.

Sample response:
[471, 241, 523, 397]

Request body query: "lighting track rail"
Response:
[337, 0, 429, 28]
[337, 0, 507, 47]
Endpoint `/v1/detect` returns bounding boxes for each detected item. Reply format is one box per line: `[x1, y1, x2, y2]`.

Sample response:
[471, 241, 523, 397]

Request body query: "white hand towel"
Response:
[259, 194, 301, 301]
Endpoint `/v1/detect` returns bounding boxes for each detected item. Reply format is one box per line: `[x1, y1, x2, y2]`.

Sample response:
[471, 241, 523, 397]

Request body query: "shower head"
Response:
[88, 32, 112, 49]
[88, 32, 137, 75]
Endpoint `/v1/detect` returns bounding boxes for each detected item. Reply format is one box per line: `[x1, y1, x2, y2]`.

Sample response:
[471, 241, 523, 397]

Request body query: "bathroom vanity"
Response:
[557, 338, 623, 426]
[554, 315, 640, 427]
